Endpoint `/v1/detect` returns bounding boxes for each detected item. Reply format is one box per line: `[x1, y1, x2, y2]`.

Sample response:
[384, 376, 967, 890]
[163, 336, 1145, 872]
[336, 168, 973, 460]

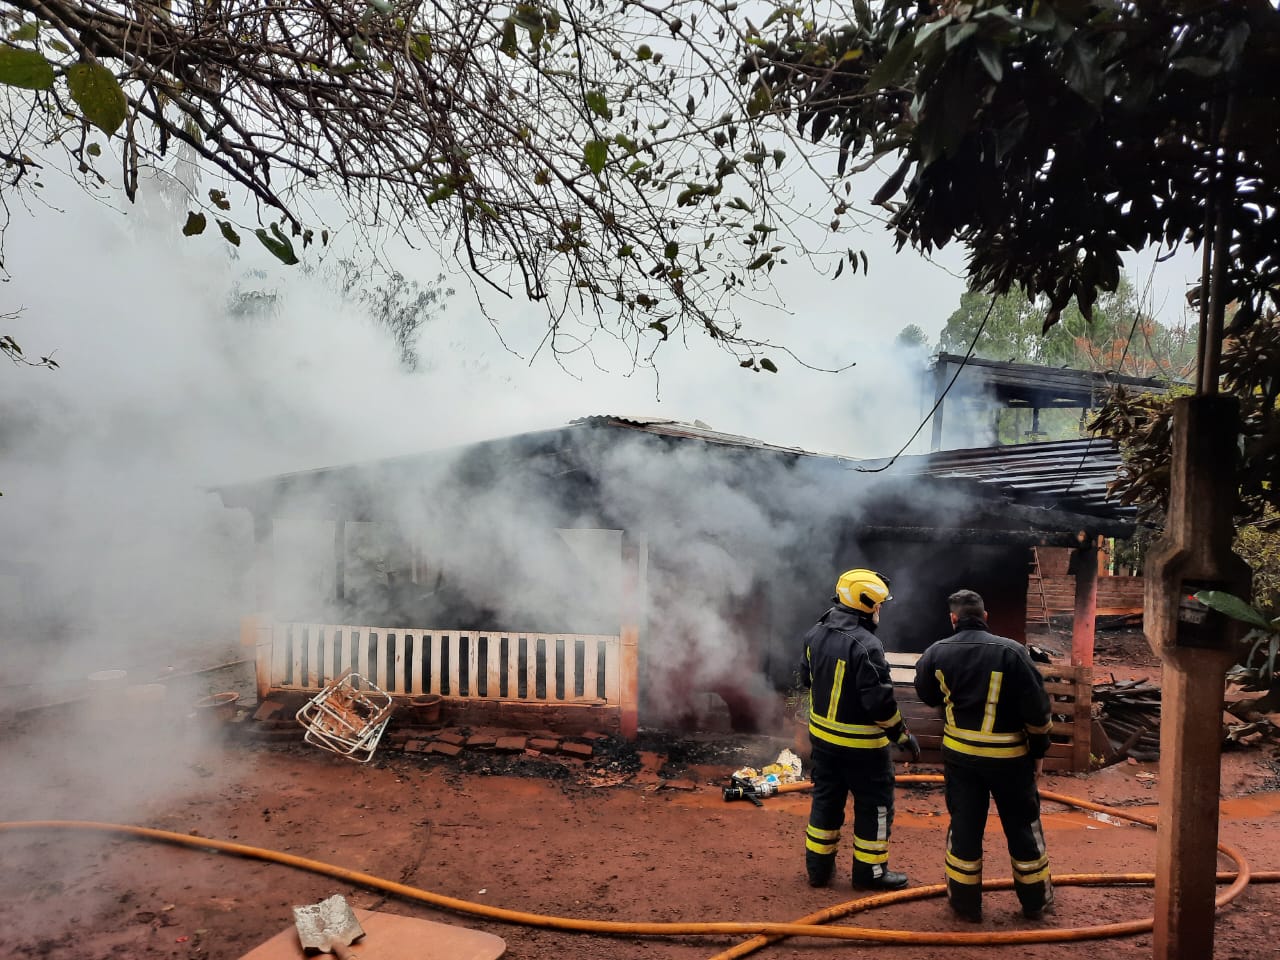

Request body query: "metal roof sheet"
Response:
[874, 438, 1131, 517]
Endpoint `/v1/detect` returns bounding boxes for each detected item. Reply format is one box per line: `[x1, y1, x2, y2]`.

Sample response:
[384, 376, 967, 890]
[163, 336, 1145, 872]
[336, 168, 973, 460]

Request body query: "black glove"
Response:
[895, 729, 921, 763]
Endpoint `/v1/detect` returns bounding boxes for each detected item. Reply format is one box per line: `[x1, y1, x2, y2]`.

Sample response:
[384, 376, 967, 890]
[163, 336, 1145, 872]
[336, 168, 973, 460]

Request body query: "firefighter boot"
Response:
[806, 851, 834, 888]
[852, 868, 909, 891]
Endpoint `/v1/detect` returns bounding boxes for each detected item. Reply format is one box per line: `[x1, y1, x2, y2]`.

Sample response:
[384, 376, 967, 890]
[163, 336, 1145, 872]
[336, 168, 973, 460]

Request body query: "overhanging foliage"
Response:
[743, 0, 1280, 333]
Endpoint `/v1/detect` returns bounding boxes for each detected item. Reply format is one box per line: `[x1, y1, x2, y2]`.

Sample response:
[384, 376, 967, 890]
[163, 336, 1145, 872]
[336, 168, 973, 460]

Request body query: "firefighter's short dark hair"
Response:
[948, 589, 986, 619]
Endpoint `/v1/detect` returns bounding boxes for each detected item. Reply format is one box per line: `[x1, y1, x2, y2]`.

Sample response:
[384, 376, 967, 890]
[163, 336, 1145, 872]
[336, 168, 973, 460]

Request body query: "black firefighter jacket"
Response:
[914, 617, 1053, 765]
[800, 605, 905, 750]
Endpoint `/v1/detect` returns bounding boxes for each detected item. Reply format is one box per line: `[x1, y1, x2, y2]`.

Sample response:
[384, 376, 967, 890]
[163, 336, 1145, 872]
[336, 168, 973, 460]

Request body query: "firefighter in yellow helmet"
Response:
[799, 568, 920, 890]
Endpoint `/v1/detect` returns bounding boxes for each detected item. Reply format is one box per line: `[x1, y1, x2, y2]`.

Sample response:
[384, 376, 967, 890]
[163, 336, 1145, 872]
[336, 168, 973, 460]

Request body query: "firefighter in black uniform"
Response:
[800, 568, 921, 890]
[914, 588, 1054, 922]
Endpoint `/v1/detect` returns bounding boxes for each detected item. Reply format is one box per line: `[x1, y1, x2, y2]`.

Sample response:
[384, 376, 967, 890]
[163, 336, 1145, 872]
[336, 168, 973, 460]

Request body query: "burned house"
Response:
[214, 416, 1135, 762]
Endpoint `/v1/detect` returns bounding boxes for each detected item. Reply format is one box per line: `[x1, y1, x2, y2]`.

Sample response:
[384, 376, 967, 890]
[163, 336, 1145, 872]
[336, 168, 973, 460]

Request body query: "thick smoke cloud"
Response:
[0, 168, 1006, 811]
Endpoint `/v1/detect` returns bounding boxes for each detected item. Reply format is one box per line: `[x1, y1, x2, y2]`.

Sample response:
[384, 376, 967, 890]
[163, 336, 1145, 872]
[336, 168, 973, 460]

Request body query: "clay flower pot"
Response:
[409, 693, 443, 725]
[194, 691, 240, 723]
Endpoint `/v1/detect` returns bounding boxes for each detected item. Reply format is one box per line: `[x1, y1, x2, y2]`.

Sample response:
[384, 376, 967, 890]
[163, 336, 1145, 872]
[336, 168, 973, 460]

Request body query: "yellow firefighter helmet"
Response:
[835, 568, 892, 613]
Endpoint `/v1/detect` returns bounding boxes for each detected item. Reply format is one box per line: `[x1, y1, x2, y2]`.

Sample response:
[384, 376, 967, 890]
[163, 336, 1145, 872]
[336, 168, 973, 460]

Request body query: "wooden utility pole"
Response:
[1144, 397, 1250, 959]
[1145, 120, 1251, 957]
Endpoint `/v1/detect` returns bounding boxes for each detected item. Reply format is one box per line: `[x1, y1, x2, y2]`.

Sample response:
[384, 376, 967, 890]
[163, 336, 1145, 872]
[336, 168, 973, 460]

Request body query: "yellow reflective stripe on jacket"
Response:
[825, 659, 846, 722]
[982, 671, 1003, 732]
[942, 737, 1029, 759]
[942, 724, 1028, 758]
[943, 724, 1026, 744]
[1026, 719, 1054, 735]
[874, 709, 903, 730]
[935, 669, 956, 727]
[809, 712, 890, 748]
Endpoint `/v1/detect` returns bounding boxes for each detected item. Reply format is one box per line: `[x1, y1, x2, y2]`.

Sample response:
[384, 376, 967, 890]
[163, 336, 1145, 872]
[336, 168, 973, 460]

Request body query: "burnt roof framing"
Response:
[930, 353, 1185, 451]
[213, 418, 1137, 544]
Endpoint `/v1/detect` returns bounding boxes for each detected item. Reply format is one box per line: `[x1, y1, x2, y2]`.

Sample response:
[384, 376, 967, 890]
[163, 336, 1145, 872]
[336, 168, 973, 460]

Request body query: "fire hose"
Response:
[1, 773, 1276, 955]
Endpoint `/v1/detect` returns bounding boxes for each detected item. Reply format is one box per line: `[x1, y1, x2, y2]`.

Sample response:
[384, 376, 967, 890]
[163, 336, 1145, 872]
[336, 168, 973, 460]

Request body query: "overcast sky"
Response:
[0, 148, 1205, 476]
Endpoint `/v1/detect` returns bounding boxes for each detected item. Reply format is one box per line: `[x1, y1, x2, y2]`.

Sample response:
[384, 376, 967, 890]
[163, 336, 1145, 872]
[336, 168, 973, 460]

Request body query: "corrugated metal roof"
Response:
[569, 415, 848, 459]
[579, 417, 1132, 521]
[875, 438, 1130, 517]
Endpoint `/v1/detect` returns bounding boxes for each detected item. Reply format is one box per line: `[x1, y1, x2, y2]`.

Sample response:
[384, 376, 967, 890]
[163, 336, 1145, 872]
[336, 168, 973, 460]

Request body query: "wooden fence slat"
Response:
[583, 639, 599, 701]
[486, 636, 502, 699]
[289, 623, 304, 688]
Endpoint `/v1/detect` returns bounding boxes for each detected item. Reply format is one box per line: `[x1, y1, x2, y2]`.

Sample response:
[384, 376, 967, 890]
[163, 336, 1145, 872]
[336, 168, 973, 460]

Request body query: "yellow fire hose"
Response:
[0, 773, 1274, 955]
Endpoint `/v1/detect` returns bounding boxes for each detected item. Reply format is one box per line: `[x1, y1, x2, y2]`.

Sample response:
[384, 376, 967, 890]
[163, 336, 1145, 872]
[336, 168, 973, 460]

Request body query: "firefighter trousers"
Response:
[804, 744, 896, 885]
[942, 756, 1052, 917]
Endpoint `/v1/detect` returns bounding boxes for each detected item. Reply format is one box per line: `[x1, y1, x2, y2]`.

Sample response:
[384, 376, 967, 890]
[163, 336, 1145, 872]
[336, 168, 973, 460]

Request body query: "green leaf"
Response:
[217, 220, 242, 247]
[255, 223, 299, 265]
[975, 40, 1003, 82]
[747, 253, 771, 270]
[585, 89, 609, 119]
[424, 183, 454, 204]
[759, 358, 778, 373]
[500, 17, 518, 58]
[182, 211, 207, 236]
[48, 39, 71, 55]
[8, 21, 38, 42]
[746, 83, 772, 117]
[648, 320, 669, 338]
[664, 241, 678, 260]
[409, 33, 433, 61]
[865, 34, 916, 93]
[0, 47, 54, 90]
[584, 139, 608, 175]
[636, 44, 653, 61]
[86, 142, 101, 157]
[209, 189, 231, 210]
[66, 61, 127, 135]
[1194, 591, 1274, 631]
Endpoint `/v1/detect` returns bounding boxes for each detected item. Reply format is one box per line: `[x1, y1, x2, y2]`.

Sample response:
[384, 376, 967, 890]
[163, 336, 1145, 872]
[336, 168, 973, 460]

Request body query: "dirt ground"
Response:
[2, 628, 1279, 960]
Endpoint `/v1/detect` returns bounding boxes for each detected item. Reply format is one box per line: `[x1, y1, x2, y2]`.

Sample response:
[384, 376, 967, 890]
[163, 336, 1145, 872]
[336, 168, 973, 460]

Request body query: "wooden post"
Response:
[1070, 538, 1098, 668]
[1071, 664, 1094, 772]
[619, 533, 645, 740]
[1144, 396, 1251, 960]
[930, 358, 948, 451]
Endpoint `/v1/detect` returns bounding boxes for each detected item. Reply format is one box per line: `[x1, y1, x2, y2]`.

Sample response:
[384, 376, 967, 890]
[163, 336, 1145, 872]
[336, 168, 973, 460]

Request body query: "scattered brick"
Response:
[658, 778, 698, 792]
[495, 736, 527, 752]
[560, 742, 595, 759]
[403, 740, 430, 753]
[466, 734, 497, 749]
[529, 738, 559, 752]
[578, 730, 609, 741]
[428, 741, 462, 757]
[252, 700, 284, 722]
[435, 730, 466, 746]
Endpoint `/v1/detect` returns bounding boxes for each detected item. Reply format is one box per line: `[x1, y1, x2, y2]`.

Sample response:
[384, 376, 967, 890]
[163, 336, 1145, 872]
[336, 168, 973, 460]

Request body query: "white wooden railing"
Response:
[252, 621, 623, 706]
